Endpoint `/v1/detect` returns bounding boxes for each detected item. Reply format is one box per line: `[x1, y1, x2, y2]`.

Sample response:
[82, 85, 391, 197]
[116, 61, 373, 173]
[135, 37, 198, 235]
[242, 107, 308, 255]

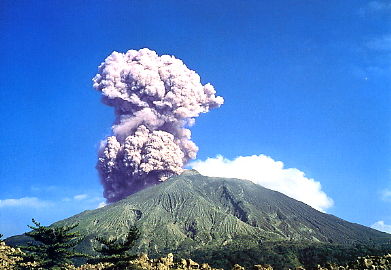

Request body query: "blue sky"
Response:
[0, 0, 390, 237]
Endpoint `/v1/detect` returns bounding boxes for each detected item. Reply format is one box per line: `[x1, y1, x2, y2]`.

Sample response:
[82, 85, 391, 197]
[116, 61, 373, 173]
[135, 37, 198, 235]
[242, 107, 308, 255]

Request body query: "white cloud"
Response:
[73, 194, 88, 200]
[362, 34, 391, 77]
[360, 1, 391, 15]
[371, 220, 391, 233]
[367, 1, 391, 12]
[30, 185, 58, 192]
[381, 189, 391, 201]
[0, 197, 49, 208]
[367, 35, 391, 51]
[190, 155, 334, 212]
[97, 201, 107, 208]
[89, 196, 103, 202]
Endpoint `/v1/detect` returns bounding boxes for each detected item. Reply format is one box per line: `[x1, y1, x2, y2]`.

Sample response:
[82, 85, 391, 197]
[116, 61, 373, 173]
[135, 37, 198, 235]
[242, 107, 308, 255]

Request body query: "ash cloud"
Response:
[93, 48, 223, 202]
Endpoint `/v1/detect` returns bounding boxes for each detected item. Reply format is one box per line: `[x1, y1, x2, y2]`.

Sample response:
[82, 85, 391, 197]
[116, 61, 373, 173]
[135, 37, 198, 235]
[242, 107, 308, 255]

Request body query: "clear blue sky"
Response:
[0, 0, 390, 237]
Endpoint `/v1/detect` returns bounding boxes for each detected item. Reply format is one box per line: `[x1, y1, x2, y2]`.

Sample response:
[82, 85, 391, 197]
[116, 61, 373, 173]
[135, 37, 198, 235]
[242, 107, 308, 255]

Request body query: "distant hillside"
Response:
[7, 170, 391, 269]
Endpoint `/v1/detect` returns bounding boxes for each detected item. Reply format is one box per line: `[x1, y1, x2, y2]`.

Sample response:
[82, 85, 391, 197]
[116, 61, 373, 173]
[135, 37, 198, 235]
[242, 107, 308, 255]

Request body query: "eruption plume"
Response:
[93, 48, 224, 202]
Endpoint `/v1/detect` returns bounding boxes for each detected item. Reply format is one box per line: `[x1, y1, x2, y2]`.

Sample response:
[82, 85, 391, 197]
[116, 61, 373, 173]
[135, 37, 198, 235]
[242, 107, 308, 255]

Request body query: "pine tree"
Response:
[89, 226, 140, 270]
[18, 219, 85, 269]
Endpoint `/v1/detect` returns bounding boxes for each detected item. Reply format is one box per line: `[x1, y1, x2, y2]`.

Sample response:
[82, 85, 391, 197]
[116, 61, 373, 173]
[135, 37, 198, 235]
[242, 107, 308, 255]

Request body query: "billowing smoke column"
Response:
[93, 48, 224, 202]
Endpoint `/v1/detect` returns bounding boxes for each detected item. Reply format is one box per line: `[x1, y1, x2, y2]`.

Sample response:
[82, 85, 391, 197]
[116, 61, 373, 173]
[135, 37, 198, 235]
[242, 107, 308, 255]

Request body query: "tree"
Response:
[89, 226, 140, 270]
[18, 219, 85, 269]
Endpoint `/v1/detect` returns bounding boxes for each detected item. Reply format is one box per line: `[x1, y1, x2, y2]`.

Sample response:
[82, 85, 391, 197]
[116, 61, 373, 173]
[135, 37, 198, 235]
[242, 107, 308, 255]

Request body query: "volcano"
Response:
[7, 170, 391, 269]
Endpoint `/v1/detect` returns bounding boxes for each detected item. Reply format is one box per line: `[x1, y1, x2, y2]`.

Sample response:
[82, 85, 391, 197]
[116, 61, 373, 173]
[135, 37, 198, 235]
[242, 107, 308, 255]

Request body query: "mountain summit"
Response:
[7, 170, 391, 268]
[55, 170, 389, 249]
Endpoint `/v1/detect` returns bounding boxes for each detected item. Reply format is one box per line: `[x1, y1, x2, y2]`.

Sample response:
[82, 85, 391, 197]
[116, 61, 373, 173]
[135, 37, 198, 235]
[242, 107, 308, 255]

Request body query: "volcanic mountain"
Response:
[7, 170, 391, 268]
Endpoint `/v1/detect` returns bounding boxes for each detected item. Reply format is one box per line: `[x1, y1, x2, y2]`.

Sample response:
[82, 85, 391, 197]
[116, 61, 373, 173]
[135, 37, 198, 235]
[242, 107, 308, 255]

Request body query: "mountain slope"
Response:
[7, 170, 391, 266]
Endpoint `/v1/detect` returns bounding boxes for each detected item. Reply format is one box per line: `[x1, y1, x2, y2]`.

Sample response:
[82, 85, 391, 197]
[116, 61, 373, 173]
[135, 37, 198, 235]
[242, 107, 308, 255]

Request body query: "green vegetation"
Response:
[4, 171, 391, 269]
[88, 226, 140, 270]
[2, 217, 391, 269]
[18, 219, 86, 269]
[188, 240, 391, 270]
[25, 170, 388, 259]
